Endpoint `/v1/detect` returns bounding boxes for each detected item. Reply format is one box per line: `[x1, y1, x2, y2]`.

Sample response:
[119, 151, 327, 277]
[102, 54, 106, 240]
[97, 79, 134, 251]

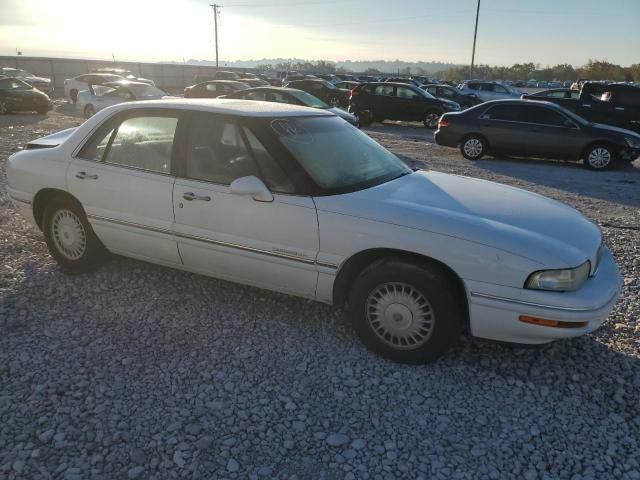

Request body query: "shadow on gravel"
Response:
[476, 156, 640, 207]
[0, 112, 50, 128]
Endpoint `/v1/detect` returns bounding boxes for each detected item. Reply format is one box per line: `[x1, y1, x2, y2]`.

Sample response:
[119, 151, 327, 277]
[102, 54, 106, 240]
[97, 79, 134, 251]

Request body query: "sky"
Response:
[0, 0, 638, 67]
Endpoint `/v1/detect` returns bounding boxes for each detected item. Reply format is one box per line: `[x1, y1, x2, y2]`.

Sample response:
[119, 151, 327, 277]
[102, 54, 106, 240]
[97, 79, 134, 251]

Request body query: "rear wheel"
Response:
[423, 110, 441, 129]
[460, 135, 487, 160]
[0, 99, 8, 115]
[356, 110, 373, 126]
[70, 89, 78, 103]
[43, 197, 108, 274]
[83, 104, 95, 118]
[584, 144, 614, 170]
[347, 258, 463, 364]
[36, 107, 48, 115]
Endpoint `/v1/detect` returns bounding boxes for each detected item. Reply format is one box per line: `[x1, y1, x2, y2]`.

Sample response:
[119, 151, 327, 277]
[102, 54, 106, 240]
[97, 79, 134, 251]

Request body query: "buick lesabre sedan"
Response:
[7, 99, 622, 364]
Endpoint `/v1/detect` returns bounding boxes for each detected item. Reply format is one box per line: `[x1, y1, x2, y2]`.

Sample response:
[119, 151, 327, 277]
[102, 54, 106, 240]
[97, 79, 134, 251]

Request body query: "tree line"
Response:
[253, 59, 640, 82]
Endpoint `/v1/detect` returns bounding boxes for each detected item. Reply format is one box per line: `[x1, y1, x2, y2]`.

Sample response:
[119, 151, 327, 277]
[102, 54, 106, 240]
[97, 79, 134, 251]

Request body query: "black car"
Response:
[521, 88, 580, 111]
[349, 82, 461, 129]
[421, 84, 481, 109]
[184, 80, 250, 98]
[384, 77, 422, 87]
[284, 79, 350, 108]
[0, 77, 52, 115]
[435, 99, 640, 170]
[220, 87, 358, 126]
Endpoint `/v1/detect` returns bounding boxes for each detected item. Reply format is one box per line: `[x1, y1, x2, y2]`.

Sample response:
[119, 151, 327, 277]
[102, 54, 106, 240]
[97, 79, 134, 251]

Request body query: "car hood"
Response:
[314, 170, 601, 268]
[590, 122, 640, 138]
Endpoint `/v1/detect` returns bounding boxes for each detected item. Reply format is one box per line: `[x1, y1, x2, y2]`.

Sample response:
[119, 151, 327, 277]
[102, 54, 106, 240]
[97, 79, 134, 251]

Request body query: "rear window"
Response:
[616, 88, 640, 107]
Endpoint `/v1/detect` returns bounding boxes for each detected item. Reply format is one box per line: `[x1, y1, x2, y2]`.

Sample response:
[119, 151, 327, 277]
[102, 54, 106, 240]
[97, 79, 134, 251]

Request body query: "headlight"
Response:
[624, 136, 640, 149]
[525, 261, 591, 291]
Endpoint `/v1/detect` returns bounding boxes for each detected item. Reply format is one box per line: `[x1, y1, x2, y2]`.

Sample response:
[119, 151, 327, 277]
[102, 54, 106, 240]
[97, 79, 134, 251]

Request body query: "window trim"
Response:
[74, 108, 186, 177]
[175, 112, 300, 195]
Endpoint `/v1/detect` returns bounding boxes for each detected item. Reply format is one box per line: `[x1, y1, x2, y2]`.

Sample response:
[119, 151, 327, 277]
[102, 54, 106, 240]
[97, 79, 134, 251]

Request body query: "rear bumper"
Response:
[466, 248, 622, 344]
[434, 129, 459, 148]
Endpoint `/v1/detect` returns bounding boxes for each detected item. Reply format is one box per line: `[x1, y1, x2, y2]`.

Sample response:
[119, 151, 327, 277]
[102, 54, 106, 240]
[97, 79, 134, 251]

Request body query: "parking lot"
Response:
[1, 105, 639, 479]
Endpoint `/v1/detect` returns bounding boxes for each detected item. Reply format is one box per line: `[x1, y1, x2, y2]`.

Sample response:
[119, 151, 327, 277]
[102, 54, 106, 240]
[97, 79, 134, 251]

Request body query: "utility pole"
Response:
[210, 4, 220, 69]
[470, 0, 480, 78]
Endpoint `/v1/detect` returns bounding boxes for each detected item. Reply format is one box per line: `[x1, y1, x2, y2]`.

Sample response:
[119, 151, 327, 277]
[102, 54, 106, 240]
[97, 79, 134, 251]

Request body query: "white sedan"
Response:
[77, 81, 169, 118]
[63, 73, 123, 103]
[6, 99, 622, 364]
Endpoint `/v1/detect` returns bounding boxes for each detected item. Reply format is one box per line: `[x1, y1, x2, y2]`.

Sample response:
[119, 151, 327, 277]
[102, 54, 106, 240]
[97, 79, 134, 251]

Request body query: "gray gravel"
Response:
[1, 107, 639, 479]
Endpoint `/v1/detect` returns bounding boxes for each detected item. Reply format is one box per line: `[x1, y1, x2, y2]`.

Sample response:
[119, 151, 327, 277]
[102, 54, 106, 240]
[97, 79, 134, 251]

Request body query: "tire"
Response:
[347, 258, 464, 364]
[460, 134, 487, 161]
[70, 89, 78, 104]
[356, 110, 373, 126]
[42, 197, 108, 274]
[423, 110, 442, 129]
[0, 98, 8, 115]
[329, 96, 341, 107]
[584, 143, 614, 170]
[83, 104, 95, 118]
[36, 108, 48, 115]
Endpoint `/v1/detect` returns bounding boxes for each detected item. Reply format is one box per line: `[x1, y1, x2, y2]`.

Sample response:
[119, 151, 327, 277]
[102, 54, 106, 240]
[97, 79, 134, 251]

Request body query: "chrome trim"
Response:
[469, 291, 618, 312]
[87, 213, 338, 269]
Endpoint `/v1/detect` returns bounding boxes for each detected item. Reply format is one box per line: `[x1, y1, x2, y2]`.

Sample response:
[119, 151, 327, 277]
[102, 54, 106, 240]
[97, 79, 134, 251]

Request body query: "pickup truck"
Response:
[522, 82, 640, 133]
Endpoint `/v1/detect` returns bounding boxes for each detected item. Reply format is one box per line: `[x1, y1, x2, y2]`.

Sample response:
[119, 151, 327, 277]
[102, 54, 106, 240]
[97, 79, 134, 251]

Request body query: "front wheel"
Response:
[423, 111, 441, 129]
[584, 144, 614, 170]
[347, 258, 463, 364]
[43, 197, 108, 274]
[0, 99, 8, 115]
[460, 135, 487, 160]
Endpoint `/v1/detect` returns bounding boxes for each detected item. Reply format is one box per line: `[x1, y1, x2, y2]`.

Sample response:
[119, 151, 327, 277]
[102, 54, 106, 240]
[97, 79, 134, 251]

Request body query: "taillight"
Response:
[438, 118, 450, 128]
[350, 88, 360, 99]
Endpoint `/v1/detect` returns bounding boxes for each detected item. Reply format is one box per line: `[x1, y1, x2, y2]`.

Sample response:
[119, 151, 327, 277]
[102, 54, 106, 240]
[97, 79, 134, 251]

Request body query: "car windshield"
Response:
[271, 116, 411, 192]
[0, 78, 31, 89]
[128, 84, 165, 98]
[290, 90, 330, 108]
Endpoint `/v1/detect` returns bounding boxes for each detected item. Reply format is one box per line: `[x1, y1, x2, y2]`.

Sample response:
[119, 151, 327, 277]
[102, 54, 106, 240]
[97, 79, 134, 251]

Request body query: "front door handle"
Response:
[183, 192, 211, 202]
[75, 171, 98, 180]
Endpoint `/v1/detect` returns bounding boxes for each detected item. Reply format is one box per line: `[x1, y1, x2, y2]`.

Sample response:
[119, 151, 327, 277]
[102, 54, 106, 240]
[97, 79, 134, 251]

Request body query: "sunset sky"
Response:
[0, 0, 638, 66]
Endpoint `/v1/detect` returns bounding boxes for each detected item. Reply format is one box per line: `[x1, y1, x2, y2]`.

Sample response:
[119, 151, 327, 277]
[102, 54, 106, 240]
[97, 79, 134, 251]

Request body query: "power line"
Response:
[210, 4, 220, 67]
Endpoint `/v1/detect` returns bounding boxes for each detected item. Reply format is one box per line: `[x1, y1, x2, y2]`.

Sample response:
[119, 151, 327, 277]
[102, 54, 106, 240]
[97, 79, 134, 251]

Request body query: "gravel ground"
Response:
[1, 105, 639, 480]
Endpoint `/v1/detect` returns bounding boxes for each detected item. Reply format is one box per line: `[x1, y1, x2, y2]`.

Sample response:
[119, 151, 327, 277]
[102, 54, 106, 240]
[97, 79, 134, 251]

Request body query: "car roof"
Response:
[482, 99, 564, 108]
[102, 80, 151, 87]
[106, 98, 332, 117]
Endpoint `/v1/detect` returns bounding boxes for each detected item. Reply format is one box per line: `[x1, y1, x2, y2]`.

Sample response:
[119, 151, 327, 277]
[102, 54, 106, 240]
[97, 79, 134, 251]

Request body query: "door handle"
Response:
[615, 107, 625, 111]
[182, 192, 211, 202]
[75, 171, 98, 180]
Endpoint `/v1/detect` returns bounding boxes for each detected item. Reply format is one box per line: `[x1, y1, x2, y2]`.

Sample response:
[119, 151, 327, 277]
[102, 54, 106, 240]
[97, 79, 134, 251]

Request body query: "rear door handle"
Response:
[183, 192, 211, 202]
[75, 171, 98, 180]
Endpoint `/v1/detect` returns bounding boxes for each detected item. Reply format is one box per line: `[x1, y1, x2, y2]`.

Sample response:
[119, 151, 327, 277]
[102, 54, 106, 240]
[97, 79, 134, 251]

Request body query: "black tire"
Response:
[42, 197, 108, 274]
[36, 108, 49, 115]
[70, 89, 78, 103]
[347, 258, 464, 364]
[0, 98, 8, 115]
[423, 110, 442, 129]
[83, 104, 95, 118]
[356, 110, 374, 126]
[584, 143, 614, 170]
[460, 134, 487, 161]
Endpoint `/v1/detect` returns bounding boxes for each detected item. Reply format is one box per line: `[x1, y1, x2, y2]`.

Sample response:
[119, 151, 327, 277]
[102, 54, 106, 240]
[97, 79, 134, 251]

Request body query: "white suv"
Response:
[459, 81, 523, 102]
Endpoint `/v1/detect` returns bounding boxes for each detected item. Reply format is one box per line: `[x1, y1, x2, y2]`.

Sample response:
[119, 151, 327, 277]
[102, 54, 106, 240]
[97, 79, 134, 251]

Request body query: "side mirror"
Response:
[229, 176, 273, 202]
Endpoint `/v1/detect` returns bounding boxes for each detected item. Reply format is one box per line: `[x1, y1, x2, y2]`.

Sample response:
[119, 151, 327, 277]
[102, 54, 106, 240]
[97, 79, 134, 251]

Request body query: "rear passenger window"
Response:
[105, 117, 177, 173]
[483, 105, 526, 122]
[374, 85, 394, 96]
[616, 89, 640, 107]
[78, 115, 178, 174]
[396, 87, 415, 98]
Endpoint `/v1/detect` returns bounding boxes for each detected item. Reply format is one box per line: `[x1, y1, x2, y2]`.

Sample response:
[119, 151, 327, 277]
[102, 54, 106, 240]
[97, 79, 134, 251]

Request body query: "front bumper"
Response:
[466, 248, 622, 344]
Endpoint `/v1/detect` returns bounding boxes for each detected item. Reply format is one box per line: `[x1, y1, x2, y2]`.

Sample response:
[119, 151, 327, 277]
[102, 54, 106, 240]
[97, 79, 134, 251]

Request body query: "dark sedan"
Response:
[435, 99, 640, 170]
[283, 79, 350, 108]
[421, 84, 481, 109]
[183, 80, 250, 98]
[349, 82, 461, 129]
[0, 77, 52, 115]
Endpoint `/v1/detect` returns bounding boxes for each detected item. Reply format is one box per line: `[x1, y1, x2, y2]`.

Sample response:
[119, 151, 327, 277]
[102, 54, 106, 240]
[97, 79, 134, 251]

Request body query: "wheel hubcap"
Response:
[51, 209, 87, 260]
[425, 114, 439, 127]
[464, 138, 483, 158]
[588, 148, 611, 168]
[366, 282, 435, 350]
